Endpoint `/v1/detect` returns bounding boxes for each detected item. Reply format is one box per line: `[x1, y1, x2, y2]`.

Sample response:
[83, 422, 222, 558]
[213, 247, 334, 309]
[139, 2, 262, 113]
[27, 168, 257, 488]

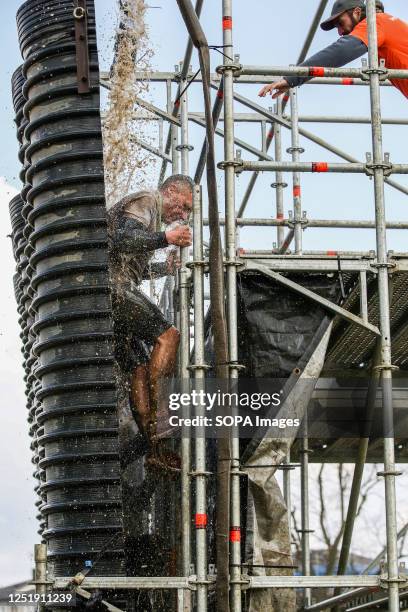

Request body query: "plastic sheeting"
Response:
[237, 272, 341, 378]
[243, 323, 333, 612]
[235, 271, 339, 612]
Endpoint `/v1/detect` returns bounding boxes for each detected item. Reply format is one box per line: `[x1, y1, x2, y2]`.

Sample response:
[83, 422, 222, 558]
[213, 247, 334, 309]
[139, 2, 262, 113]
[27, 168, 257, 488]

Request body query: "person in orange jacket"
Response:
[259, 0, 408, 100]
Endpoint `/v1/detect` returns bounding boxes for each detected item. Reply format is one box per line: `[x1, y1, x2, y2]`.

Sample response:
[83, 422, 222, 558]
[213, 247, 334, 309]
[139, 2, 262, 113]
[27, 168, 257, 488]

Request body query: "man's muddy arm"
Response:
[112, 216, 168, 253]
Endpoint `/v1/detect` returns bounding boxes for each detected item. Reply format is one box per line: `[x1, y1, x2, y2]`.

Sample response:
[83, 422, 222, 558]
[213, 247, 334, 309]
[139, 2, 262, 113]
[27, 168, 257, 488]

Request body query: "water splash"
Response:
[103, 0, 156, 208]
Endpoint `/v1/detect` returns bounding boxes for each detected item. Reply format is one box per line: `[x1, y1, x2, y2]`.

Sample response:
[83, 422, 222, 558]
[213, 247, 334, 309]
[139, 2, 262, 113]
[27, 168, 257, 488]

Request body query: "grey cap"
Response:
[320, 0, 365, 30]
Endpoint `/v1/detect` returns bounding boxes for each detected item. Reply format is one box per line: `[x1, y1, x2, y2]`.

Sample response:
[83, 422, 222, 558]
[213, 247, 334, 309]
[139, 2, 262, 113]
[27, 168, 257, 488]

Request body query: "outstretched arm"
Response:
[112, 217, 168, 253]
[285, 35, 367, 86]
[259, 35, 367, 98]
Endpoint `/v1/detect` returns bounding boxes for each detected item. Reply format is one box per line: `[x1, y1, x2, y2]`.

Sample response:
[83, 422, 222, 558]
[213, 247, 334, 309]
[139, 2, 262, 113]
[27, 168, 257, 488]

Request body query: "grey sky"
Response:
[0, 0, 407, 586]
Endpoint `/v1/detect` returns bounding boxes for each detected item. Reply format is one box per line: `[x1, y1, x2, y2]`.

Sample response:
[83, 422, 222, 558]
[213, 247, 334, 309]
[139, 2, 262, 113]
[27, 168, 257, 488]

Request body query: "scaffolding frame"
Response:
[34, 1, 408, 610]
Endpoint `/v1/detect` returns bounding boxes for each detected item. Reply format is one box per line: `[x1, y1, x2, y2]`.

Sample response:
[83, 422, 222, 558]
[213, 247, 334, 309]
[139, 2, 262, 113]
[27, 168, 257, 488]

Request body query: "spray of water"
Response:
[103, 0, 155, 208]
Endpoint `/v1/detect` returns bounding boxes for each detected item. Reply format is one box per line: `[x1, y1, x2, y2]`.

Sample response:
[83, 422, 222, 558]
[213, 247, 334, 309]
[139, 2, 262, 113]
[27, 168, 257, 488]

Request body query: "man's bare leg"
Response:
[148, 326, 180, 438]
[130, 364, 150, 437]
[143, 326, 181, 472]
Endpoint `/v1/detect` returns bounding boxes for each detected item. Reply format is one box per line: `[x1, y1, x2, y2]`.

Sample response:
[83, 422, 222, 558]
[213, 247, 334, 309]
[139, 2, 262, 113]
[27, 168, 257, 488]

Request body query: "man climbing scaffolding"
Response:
[108, 175, 193, 465]
[259, 0, 408, 100]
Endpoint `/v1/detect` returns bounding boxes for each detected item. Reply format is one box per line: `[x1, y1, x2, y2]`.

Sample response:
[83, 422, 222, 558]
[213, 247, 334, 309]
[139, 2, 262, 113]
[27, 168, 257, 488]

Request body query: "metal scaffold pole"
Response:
[365, 1, 401, 610]
[158, 0, 204, 185]
[273, 97, 286, 249]
[288, 88, 303, 254]
[168, 78, 180, 175]
[192, 184, 208, 611]
[178, 69, 192, 612]
[300, 420, 312, 607]
[283, 451, 293, 540]
[221, 1, 242, 610]
[34, 543, 48, 612]
[164, 78, 179, 325]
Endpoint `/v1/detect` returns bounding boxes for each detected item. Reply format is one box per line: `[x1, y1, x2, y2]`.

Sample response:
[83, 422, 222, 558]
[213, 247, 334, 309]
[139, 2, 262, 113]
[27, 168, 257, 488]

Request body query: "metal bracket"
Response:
[216, 62, 243, 75]
[239, 575, 252, 591]
[377, 469, 403, 477]
[365, 152, 393, 177]
[365, 162, 393, 177]
[277, 462, 301, 470]
[361, 67, 389, 82]
[371, 261, 396, 270]
[372, 364, 399, 372]
[271, 181, 288, 189]
[71, 572, 86, 586]
[186, 260, 206, 269]
[360, 58, 388, 81]
[189, 470, 213, 477]
[187, 363, 212, 371]
[230, 575, 251, 589]
[218, 159, 244, 171]
[224, 258, 245, 270]
[73, 0, 90, 94]
[227, 361, 246, 372]
[287, 146, 305, 154]
[286, 217, 308, 229]
[379, 573, 408, 589]
[176, 144, 194, 152]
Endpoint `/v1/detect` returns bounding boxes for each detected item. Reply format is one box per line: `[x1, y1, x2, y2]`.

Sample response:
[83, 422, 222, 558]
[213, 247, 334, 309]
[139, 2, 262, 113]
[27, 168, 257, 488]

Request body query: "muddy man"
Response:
[108, 175, 193, 462]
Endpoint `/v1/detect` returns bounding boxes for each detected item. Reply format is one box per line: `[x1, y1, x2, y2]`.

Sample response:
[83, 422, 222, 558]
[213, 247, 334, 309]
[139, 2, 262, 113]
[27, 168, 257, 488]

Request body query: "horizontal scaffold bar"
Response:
[233, 161, 408, 175]
[236, 255, 378, 273]
[248, 575, 380, 588]
[52, 574, 380, 591]
[53, 577, 197, 590]
[204, 218, 408, 229]
[190, 112, 408, 125]
[303, 586, 380, 611]
[237, 65, 408, 80]
[99, 71, 392, 86]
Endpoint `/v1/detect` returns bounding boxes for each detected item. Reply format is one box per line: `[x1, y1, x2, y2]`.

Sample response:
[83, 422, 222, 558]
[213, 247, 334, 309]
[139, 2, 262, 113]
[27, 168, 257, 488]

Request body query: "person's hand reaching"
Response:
[258, 79, 290, 99]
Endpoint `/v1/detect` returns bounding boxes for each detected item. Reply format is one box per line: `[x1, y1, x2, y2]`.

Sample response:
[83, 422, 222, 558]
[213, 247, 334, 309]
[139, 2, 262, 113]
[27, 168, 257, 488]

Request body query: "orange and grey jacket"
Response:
[286, 13, 408, 99]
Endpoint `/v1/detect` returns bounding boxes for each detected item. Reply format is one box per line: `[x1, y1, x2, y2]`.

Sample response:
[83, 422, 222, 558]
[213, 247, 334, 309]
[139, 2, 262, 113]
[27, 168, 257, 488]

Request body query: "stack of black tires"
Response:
[10, 0, 125, 580]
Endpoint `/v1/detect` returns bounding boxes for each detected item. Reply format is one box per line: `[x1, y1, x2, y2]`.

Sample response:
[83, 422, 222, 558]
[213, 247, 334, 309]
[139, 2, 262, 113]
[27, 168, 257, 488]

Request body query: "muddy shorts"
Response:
[112, 285, 172, 372]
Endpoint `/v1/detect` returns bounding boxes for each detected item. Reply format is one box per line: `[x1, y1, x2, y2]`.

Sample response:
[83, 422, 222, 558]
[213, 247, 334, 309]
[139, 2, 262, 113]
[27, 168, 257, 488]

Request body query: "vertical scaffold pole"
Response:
[166, 78, 178, 325]
[34, 543, 47, 612]
[300, 420, 312, 607]
[192, 184, 208, 611]
[366, 1, 400, 609]
[283, 450, 292, 538]
[222, 2, 242, 611]
[288, 87, 303, 254]
[179, 73, 193, 175]
[178, 71, 192, 612]
[273, 97, 286, 248]
[167, 77, 180, 176]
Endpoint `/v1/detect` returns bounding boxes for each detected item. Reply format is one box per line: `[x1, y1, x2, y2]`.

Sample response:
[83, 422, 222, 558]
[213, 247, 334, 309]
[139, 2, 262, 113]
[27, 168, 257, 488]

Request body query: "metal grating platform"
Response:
[327, 268, 408, 370]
